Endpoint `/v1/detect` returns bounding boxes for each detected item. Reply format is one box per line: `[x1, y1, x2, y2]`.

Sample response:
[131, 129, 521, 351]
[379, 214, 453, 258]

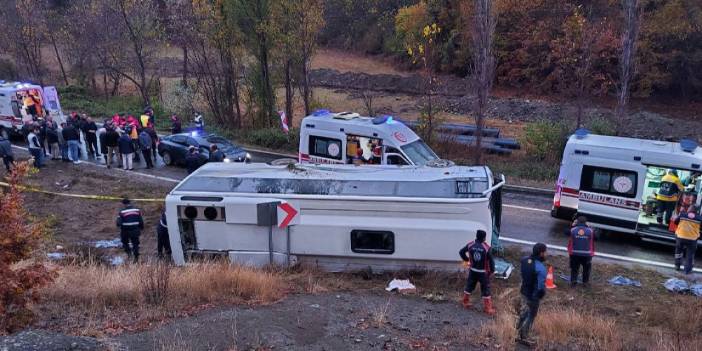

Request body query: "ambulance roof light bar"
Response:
[680, 139, 698, 153]
[312, 109, 330, 117]
[574, 128, 589, 139]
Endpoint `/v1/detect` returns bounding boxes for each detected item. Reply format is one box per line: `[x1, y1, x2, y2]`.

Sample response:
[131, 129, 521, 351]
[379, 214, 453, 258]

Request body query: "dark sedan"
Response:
[157, 133, 250, 166]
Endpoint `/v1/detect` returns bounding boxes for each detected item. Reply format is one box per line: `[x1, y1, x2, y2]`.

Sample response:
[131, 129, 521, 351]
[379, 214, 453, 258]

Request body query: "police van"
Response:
[298, 110, 439, 166]
[551, 130, 702, 241]
[0, 81, 65, 138]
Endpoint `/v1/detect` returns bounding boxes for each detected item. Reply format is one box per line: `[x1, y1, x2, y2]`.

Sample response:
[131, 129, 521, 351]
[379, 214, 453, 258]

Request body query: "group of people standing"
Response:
[19, 113, 99, 169]
[101, 109, 159, 170]
[458, 217, 596, 346]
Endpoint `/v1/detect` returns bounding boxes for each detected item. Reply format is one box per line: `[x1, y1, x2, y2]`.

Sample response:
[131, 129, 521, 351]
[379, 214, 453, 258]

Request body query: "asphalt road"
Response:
[9, 139, 698, 272]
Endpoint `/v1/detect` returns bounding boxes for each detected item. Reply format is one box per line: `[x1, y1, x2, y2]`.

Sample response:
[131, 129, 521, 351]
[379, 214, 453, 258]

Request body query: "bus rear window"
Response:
[580, 165, 637, 198]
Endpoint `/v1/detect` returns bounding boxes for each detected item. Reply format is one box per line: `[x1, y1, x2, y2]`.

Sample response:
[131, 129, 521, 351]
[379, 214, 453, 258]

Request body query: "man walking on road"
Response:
[516, 243, 548, 346]
[673, 206, 701, 274]
[116, 199, 144, 263]
[568, 216, 595, 287]
[459, 230, 496, 315]
[139, 129, 154, 169]
[0, 134, 14, 172]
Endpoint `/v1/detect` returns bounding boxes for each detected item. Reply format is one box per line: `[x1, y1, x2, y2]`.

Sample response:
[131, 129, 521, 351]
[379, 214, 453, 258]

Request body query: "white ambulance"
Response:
[0, 81, 65, 138]
[551, 130, 702, 241]
[298, 110, 439, 166]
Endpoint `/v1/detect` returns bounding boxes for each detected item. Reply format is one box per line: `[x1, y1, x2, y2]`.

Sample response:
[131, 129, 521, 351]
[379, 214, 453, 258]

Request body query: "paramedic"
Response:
[657, 169, 683, 226]
[672, 206, 701, 275]
[459, 230, 496, 315]
[156, 211, 172, 259]
[568, 216, 595, 287]
[116, 198, 144, 263]
[516, 243, 548, 346]
[0, 134, 14, 172]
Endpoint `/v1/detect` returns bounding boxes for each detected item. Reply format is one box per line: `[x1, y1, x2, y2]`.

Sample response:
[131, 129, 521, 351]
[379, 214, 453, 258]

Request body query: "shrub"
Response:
[57, 86, 166, 123]
[0, 162, 56, 333]
[0, 58, 18, 80]
[242, 127, 299, 152]
[521, 120, 569, 163]
[586, 116, 616, 136]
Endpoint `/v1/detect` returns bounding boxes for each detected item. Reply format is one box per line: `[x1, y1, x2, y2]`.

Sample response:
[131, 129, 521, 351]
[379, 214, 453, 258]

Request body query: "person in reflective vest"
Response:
[458, 230, 496, 315]
[657, 169, 683, 226]
[116, 198, 144, 263]
[567, 216, 595, 287]
[673, 206, 701, 274]
[517, 243, 548, 346]
[156, 211, 172, 259]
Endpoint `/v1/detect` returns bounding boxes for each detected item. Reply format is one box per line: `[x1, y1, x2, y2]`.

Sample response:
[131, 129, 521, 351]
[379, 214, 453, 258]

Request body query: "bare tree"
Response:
[0, 1, 48, 84]
[471, 0, 496, 164]
[361, 90, 376, 117]
[94, 0, 163, 106]
[615, 0, 642, 135]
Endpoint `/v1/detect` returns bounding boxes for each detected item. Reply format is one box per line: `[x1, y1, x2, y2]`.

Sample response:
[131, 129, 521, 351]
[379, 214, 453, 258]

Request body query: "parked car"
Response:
[157, 133, 251, 166]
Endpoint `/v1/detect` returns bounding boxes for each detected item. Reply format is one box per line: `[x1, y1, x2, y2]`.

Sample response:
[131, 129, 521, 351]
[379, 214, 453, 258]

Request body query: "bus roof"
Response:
[172, 163, 492, 198]
[302, 112, 420, 146]
[566, 133, 702, 169]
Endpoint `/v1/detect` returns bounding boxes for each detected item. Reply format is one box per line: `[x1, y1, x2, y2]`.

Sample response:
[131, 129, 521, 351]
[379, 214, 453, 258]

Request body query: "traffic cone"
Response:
[545, 265, 557, 289]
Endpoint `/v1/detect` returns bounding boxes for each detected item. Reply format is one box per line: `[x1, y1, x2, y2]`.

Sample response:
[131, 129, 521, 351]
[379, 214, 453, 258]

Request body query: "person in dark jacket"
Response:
[116, 198, 144, 263]
[45, 117, 60, 160]
[146, 124, 158, 159]
[118, 127, 136, 170]
[62, 123, 81, 164]
[157, 211, 172, 259]
[27, 125, 44, 168]
[516, 243, 548, 346]
[81, 116, 100, 158]
[209, 144, 225, 162]
[0, 134, 14, 172]
[568, 216, 595, 287]
[459, 230, 496, 315]
[104, 125, 121, 168]
[171, 114, 182, 134]
[58, 122, 69, 161]
[138, 129, 154, 169]
[185, 146, 201, 174]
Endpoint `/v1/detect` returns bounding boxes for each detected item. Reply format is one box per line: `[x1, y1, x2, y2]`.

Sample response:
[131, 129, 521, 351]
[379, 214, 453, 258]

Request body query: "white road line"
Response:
[500, 236, 702, 273]
[503, 204, 551, 213]
[12, 144, 180, 183]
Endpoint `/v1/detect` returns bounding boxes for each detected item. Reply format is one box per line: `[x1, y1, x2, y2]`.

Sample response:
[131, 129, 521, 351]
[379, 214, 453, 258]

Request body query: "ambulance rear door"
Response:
[576, 158, 645, 233]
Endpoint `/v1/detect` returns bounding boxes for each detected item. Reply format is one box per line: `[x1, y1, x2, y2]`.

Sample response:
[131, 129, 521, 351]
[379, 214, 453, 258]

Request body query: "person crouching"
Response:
[459, 230, 496, 315]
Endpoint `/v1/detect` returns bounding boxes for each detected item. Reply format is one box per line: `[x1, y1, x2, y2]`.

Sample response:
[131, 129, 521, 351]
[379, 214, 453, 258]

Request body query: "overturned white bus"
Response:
[165, 162, 505, 271]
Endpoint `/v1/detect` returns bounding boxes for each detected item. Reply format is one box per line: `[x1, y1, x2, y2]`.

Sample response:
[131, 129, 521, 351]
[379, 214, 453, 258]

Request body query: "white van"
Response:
[166, 162, 505, 271]
[552, 130, 702, 241]
[0, 81, 65, 138]
[298, 110, 439, 166]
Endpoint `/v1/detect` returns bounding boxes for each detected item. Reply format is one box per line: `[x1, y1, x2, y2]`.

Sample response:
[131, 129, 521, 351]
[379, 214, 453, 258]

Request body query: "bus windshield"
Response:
[401, 140, 438, 166]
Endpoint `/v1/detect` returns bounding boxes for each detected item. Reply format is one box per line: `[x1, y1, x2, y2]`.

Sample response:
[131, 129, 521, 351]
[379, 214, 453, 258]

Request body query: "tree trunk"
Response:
[182, 45, 188, 87]
[284, 59, 294, 130]
[616, 0, 641, 135]
[49, 33, 69, 86]
[302, 57, 312, 116]
[103, 72, 109, 101]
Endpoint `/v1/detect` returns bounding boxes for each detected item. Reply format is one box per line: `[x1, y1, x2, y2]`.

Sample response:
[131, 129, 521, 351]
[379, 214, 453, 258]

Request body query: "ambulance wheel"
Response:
[162, 151, 173, 165]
